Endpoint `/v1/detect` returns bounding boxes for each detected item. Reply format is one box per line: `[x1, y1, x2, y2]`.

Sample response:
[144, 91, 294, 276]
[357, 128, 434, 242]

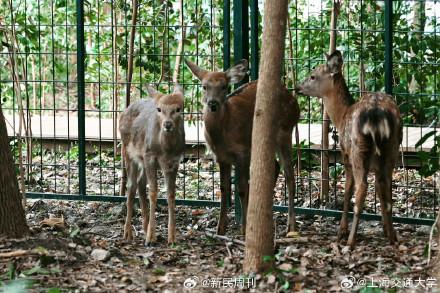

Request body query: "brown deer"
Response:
[185, 59, 300, 235]
[295, 50, 403, 248]
[119, 84, 185, 245]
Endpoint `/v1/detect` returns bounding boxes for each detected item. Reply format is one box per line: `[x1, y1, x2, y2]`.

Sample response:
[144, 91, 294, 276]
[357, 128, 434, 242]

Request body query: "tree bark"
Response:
[244, 0, 288, 273]
[321, 0, 341, 203]
[0, 102, 29, 238]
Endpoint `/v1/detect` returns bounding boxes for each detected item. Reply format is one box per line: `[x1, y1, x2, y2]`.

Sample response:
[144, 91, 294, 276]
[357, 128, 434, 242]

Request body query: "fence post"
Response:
[76, 0, 86, 196]
[233, 0, 249, 83]
[223, 0, 231, 72]
[233, 0, 249, 224]
[384, 0, 393, 95]
[250, 0, 259, 80]
[223, 0, 232, 207]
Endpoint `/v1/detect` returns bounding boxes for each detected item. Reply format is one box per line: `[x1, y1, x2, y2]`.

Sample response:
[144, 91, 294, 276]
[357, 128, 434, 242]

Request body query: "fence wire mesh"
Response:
[0, 0, 438, 223]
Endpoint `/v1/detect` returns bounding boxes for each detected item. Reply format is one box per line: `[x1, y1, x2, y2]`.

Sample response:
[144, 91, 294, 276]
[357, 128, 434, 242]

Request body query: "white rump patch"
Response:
[378, 119, 390, 140]
[362, 122, 378, 156]
[361, 118, 390, 156]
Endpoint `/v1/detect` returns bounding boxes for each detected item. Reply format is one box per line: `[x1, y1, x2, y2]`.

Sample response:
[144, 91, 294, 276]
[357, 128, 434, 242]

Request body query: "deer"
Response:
[295, 50, 403, 249]
[119, 84, 185, 245]
[185, 59, 300, 236]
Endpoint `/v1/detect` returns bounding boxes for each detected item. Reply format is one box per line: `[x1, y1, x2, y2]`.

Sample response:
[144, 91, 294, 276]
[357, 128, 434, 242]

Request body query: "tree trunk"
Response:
[0, 102, 29, 238]
[244, 0, 288, 273]
[321, 0, 341, 204]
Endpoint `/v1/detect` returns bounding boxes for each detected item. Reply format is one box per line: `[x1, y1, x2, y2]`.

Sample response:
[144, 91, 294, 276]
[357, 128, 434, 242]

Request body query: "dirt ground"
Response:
[0, 200, 438, 292]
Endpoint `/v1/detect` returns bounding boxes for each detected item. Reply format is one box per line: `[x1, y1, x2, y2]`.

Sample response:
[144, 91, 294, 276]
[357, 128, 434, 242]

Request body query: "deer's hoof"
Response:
[388, 231, 398, 245]
[337, 227, 348, 242]
[216, 225, 226, 236]
[347, 237, 356, 250]
[144, 240, 157, 247]
[123, 229, 133, 241]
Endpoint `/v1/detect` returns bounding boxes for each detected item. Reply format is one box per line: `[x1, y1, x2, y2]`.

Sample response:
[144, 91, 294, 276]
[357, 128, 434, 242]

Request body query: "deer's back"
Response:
[120, 100, 185, 165]
[204, 81, 299, 164]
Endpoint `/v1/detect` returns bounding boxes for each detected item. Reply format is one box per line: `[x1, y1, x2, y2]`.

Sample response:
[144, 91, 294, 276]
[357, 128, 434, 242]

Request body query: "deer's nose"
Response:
[207, 100, 219, 112]
[163, 121, 173, 131]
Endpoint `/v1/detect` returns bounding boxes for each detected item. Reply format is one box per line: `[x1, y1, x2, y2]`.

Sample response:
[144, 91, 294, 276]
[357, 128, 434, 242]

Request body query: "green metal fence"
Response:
[1, 0, 438, 226]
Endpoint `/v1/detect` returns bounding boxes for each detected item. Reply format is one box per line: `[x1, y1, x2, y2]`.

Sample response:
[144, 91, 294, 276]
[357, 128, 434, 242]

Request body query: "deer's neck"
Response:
[158, 123, 184, 154]
[323, 76, 355, 132]
[203, 105, 226, 141]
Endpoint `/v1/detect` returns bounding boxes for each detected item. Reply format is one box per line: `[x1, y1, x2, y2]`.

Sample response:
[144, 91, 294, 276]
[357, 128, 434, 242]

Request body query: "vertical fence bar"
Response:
[76, 0, 86, 196]
[233, 0, 249, 80]
[223, 0, 231, 71]
[384, 0, 393, 95]
[223, 0, 231, 207]
[232, 0, 249, 224]
[250, 0, 259, 80]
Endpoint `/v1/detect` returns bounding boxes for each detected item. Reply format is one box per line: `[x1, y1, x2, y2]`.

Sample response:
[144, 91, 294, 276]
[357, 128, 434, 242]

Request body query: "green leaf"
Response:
[415, 131, 436, 148]
[7, 262, 16, 280]
[23, 265, 50, 276]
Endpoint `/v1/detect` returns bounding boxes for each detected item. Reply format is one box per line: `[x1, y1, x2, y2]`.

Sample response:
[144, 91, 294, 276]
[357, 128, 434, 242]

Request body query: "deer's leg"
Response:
[375, 169, 397, 244]
[277, 140, 297, 234]
[217, 162, 231, 235]
[237, 162, 250, 235]
[145, 161, 158, 245]
[347, 158, 369, 249]
[338, 161, 354, 241]
[123, 162, 138, 240]
[137, 169, 149, 239]
[164, 170, 178, 245]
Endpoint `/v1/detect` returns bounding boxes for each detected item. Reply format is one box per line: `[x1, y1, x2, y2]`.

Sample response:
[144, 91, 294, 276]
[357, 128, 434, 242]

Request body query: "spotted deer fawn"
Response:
[185, 59, 300, 235]
[119, 84, 185, 245]
[295, 50, 402, 248]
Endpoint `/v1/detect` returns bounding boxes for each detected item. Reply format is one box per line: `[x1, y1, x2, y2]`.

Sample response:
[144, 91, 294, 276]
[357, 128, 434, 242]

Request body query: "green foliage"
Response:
[416, 131, 439, 177]
[292, 140, 320, 171]
[0, 0, 438, 125]
[0, 279, 32, 293]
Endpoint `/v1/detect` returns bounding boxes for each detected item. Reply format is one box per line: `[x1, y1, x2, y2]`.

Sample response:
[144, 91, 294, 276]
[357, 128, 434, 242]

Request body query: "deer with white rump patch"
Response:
[185, 59, 300, 235]
[295, 50, 402, 249]
[119, 84, 185, 245]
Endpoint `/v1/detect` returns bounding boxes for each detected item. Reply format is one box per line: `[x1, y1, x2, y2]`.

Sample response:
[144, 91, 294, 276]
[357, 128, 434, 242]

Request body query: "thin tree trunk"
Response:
[4, 7, 28, 207]
[172, 0, 185, 84]
[125, 0, 139, 106]
[157, 1, 170, 85]
[244, 0, 288, 273]
[0, 102, 29, 238]
[120, 0, 139, 196]
[409, 1, 425, 94]
[321, 0, 341, 204]
[287, 15, 302, 183]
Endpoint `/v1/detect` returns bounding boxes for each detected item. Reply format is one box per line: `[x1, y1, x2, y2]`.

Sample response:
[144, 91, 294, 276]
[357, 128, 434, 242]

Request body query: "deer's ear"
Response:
[147, 86, 162, 101]
[173, 83, 184, 96]
[225, 59, 248, 84]
[326, 50, 343, 75]
[185, 59, 208, 81]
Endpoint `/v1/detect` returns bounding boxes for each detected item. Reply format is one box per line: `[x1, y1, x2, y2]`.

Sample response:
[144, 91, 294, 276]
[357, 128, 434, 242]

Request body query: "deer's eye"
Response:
[176, 107, 181, 113]
[157, 107, 161, 112]
[310, 75, 316, 80]
[202, 85, 207, 90]
[221, 85, 227, 90]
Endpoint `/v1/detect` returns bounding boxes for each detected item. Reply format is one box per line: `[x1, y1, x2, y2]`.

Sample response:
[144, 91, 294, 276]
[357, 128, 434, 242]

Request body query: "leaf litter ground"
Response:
[0, 199, 436, 292]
